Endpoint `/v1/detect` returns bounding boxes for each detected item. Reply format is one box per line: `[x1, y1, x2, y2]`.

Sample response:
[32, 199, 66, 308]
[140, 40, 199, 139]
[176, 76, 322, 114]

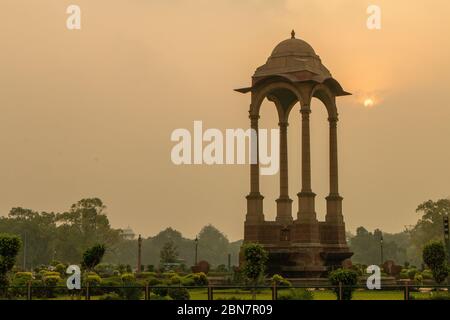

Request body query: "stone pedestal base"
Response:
[241, 219, 353, 278]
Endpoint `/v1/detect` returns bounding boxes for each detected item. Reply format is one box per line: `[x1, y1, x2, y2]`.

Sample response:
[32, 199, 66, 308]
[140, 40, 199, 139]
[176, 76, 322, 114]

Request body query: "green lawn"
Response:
[19, 288, 439, 300]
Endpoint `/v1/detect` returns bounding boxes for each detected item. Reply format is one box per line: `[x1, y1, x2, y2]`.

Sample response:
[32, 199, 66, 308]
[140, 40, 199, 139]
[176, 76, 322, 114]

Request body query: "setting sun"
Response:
[364, 98, 375, 108]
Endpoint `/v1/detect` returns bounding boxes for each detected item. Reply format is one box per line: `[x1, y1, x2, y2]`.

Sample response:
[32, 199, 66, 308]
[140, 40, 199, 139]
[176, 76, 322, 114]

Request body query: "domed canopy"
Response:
[253, 30, 332, 80]
[235, 31, 350, 97]
[271, 38, 316, 57]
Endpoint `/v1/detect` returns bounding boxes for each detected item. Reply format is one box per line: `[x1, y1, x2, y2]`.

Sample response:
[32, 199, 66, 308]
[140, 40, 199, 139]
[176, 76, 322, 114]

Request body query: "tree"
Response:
[0, 234, 22, 289]
[423, 241, 449, 284]
[242, 243, 268, 299]
[411, 200, 450, 249]
[160, 240, 179, 265]
[56, 198, 121, 263]
[328, 268, 358, 300]
[82, 244, 106, 271]
[197, 225, 229, 265]
[0, 208, 56, 269]
[349, 227, 409, 266]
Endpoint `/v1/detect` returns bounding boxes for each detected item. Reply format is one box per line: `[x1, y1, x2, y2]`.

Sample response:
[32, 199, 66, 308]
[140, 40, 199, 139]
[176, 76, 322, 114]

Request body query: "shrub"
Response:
[136, 272, 157, 279]
[94, 263, 116, 278]
[152, 284, 169, 297]
[10, 272, 33, 297]
[328, 268, 358, 300]
[270, 274, 292, 287]
[414, 273, 423, 285]
[0, 234, 22, 289]
[99, 293, 121, 300]
[118, 282, 142, 300]
[407, 268, 418, 280]
[278, 288, 314, 300]
[86, 273, 102, 295]
[242, 243, 268, 284]
[422, 269, 433, 280]
[43, 274, 61, 298]
[82, 244, 106, 271]
[163, 271, 177, 279]
[54, 264, 66, 276]
[182, 272, 209, 287]
[168, 287, 190, 300]
[423, 241, 449, 284]
[169, 275, 182, 285]
[147, 277, 162, 286]
[181, 277, 195, 287]
[120, 273, 135, 282]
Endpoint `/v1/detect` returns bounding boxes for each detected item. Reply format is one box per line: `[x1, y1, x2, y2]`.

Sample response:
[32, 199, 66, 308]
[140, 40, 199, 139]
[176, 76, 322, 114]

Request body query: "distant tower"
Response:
[137, 234, 142, 274]
[236, 31, 353, 277]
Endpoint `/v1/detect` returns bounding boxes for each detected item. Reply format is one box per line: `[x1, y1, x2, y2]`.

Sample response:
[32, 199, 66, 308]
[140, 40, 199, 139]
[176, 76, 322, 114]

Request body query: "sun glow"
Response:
[364, 98, 375, 108]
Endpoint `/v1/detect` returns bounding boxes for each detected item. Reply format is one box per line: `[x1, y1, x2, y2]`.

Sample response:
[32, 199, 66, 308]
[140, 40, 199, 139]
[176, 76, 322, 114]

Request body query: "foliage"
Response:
[10, 272, 33, 297]
[42, 273, 62, 298]
[168, 287, 190, 300]
[181, 272, 209, 287]
[270, 274, 291, 287]
[160, 240, 179, 264]
[349, 227, 407, 265]
[82, 244, 106, 271]
[328, 268, 358, 300]
[423, 241, 449, 284]
[152, 284, 169, 297]
[0, 199, 121, 268]
[118, 273, 142, 300]
[0, 233, 22, 288]
[409, 199, 450, 263]
[99, 292, 121, 300]
[54, 263, 66, 276]
[120, 273, 135, 282]
[242, 243, 268, 284]
[278, 288, 314, 300]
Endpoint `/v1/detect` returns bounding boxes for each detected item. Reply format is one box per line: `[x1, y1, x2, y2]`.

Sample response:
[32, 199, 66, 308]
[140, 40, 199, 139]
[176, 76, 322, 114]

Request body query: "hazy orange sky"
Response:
[1, 0, 450, 240]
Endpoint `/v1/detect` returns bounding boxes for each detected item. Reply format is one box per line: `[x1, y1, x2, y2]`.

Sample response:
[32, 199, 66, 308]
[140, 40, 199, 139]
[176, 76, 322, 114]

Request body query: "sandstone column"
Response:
[276, 120, 293, 224]
[326, 116, 343, 224]
[297, 107, 317, 222]
[246, 113, 264, 223]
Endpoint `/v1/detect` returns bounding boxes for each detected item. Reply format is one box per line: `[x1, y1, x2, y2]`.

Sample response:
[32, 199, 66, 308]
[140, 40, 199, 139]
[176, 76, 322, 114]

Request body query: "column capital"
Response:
[278, 120, 289, 127]
[300, 108, 311, 115]
[328, 116, 339, 124]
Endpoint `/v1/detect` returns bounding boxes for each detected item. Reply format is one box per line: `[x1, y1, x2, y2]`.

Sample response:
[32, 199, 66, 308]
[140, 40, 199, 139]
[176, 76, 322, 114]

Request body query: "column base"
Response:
[246, 192, 264, 223]
[325, 194, 344, 224]
[297, 191, 317, 222]
[276, 197, 293, 224]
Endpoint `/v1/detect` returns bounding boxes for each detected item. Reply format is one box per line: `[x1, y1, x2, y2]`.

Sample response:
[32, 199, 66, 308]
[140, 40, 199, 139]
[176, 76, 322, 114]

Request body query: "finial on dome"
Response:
[291, 29, 296, 39]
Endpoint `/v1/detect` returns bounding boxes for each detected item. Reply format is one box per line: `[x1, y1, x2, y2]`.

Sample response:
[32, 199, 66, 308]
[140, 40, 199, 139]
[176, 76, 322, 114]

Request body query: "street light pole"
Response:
[380, 234, 384, 266]
[23, 232, 27, 270]
[194, 237, 198, 266]
[137, 234, 142, 274]
[443, 215, 450, 264]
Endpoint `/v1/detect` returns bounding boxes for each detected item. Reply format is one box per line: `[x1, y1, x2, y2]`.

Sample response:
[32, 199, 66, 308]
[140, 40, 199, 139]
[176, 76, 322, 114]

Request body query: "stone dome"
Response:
[271, 38, 316, 58]
[253, 30, 331, 80]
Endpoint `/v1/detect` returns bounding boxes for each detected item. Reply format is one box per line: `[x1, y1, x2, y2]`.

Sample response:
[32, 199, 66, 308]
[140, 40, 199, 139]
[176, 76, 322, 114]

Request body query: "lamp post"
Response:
[444, 215, 450, 263]
[194, 237, 199, 266]
[380, 234, 384, 267]
[137, 234, 142, 274]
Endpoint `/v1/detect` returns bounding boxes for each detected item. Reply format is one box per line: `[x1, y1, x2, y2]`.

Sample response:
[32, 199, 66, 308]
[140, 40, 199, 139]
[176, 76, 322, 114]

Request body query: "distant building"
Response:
[120, 227, 136, 240]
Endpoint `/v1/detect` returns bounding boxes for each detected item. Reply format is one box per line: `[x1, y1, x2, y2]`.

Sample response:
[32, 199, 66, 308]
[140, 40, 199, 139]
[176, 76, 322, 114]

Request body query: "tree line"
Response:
[0, 197, 448, 270]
